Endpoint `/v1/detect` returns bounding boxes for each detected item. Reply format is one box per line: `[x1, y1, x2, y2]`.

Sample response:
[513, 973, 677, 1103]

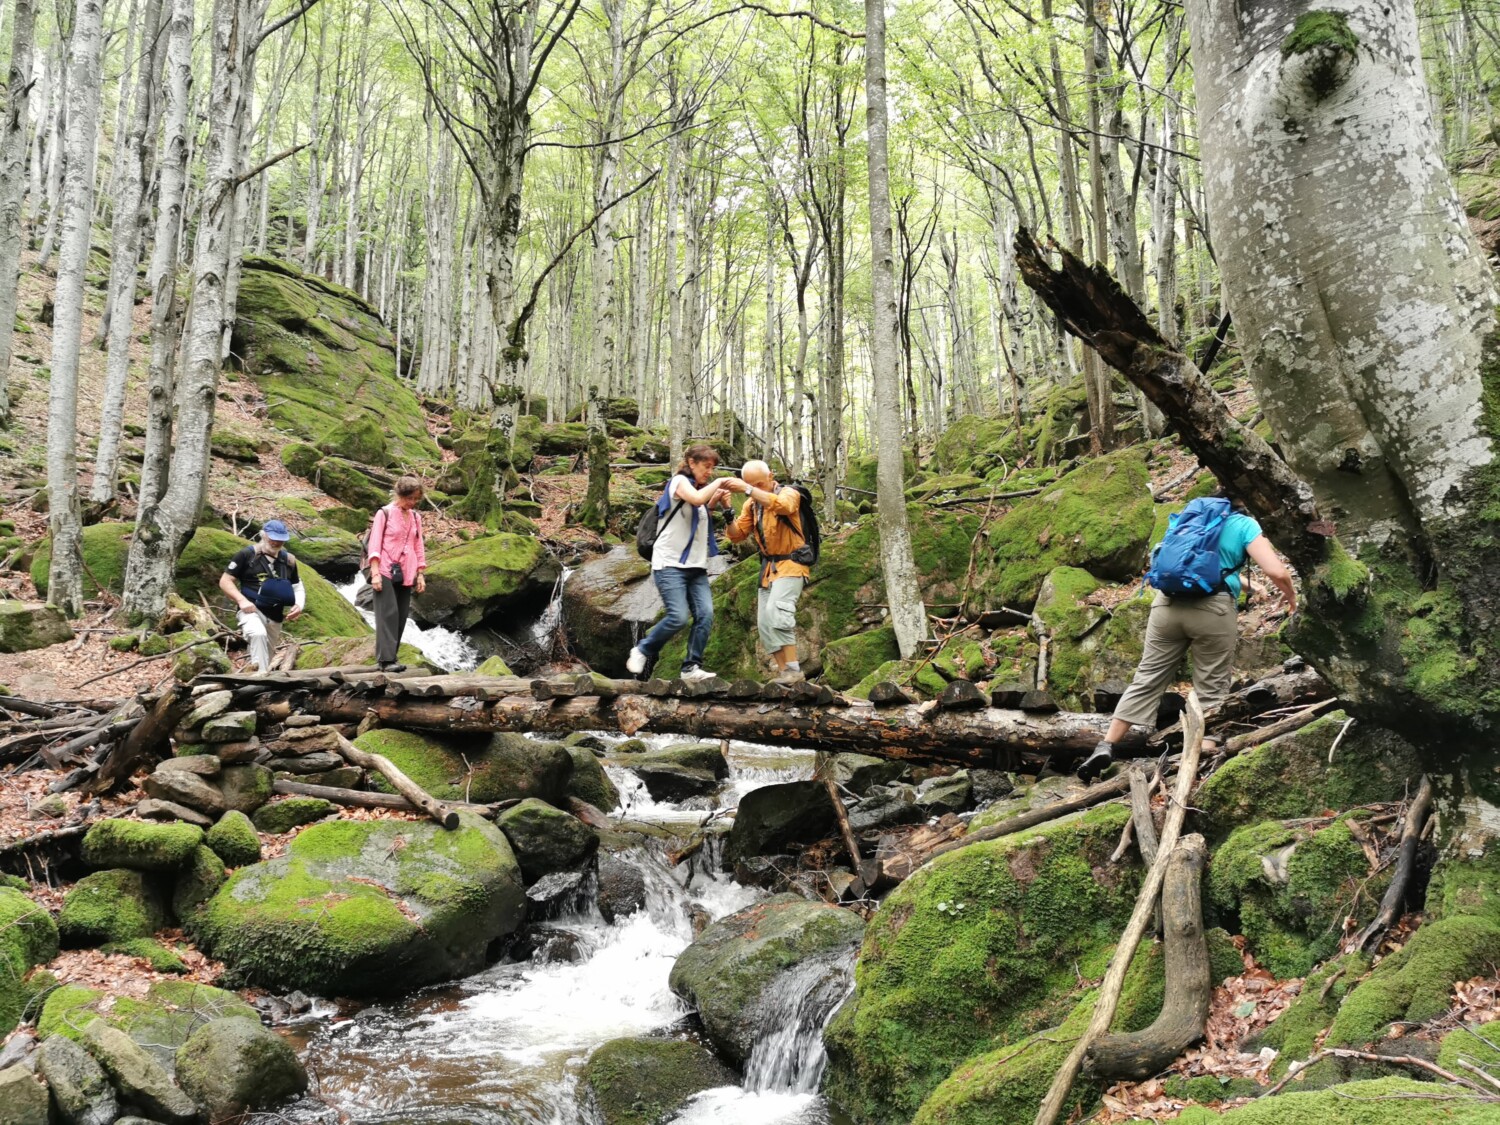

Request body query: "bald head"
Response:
[741, 460, 773, 488]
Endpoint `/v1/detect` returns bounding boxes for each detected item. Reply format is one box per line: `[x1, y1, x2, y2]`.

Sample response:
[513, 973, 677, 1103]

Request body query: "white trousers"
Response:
[238, 608, 284, 673]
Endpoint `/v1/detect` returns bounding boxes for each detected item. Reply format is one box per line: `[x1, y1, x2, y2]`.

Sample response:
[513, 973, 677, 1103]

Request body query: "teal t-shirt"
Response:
[1219, 512, 1262, 601]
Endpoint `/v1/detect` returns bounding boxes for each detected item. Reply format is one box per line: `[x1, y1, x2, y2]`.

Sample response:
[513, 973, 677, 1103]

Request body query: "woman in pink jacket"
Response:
[366, 475, 428, 672]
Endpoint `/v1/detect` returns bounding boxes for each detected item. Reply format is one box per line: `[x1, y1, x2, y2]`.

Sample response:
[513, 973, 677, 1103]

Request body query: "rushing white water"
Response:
[276, 735, 849, 1125]
[335, 574, 479, 672]
[602, 732, 818, 827]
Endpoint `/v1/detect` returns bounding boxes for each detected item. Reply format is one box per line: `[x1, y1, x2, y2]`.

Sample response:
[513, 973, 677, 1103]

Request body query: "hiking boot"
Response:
[626, 646, 648, 675]
[680, 666, 716, 683]
[379, 662, 408, 674]
[772, 668, 805, 685]
[1076, 741, 1114, 784]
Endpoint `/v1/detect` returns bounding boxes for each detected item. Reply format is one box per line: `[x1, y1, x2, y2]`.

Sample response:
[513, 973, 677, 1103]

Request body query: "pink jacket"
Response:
[368, 505, 427, 583]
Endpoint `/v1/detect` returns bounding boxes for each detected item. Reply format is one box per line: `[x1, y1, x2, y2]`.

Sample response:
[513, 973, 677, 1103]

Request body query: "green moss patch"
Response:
[354, 728, 571, 804]
[581, 1036, 736, 1125]
[58, 869, 168, 946]
[81, 819, 203, 872]
[1176, 1077, 1496, 1123]
[0, 887, 59, 1037]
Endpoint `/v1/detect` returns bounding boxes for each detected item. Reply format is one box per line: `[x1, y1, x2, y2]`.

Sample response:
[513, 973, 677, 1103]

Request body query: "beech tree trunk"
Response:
[45, 0, 107, 618]
[865, 0, 928, 658]
[0, 0, 36, 425]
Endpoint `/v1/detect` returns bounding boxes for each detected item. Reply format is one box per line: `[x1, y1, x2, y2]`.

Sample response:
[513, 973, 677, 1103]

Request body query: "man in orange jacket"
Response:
[725, 460, 811, 684]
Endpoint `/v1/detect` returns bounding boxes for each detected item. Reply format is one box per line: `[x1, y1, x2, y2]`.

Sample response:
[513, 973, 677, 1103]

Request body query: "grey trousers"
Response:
[373, 580, 413, 664]
[1111, 593, 1239, 728]
[757, 577, 805, 651]
[237, 608, 284, 673]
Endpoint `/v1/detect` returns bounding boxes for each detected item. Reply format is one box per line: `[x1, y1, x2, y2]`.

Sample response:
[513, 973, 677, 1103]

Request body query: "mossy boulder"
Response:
[306, 456, 388, 511]
[0, 888, 59, 1038]
[293, 635, 425, 670]
[284, 522, 363, 579]
[1437, 1019, 1500, 1074]
[38, 980, 257, 1063]
[823, 804, 1140, 1123]
[726, 780, 836, 863]
[58, 870, 169, 946]
[1195, 713, 1423, 842]
[36, 1035, 118, 1125]
[979, 447, 1154, 610]
[495, 799, 599, 883]
[414, 533, 562, 630]
[663, 505, 979, 681]
[319, 414, 390, 466]
[0, 601, 73, 652]
[353, 728, 572, 805]
[580, 1036, 736, 1125]
[175, 1016, 309, 1119]
[475, 655, 514, 676]
[566, 397, 640, 426]
[1173, 1077, 1499, 1123]
[537, 422, 590, 455]
[565, 746, 620, 812]
[849, 657, 949, 701]
[33, 524, 369, 640]
[191, 812, 526, 994]
[821, 627, 902, 692]
[210, 428, 268, 463]
[251, 797, 337, 834]
[205, 811, 262, 867]
[1208, 817, 1388, 978]
[669, 895, 864, 1066]
[233, 255, 439, 465]
[81, 819, 203, 872]
[101, 937, 189, 973]
[171, 845, 227, 920]
[560, 550, 664, 676]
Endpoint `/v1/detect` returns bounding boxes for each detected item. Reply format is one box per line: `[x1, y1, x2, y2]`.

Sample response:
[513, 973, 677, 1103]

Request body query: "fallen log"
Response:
[1355, 775, 1434, 952]
[1084, 834, 1211, 1078]
[271, 779, 509, 819]
[85, 685, 193, 794]
[1034, 692, 1208, 1125]
[332, 732, 460, 829]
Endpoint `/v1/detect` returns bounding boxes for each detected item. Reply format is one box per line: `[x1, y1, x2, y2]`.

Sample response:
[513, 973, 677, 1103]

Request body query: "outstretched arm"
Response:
[1246, 536, 1297, 612]
[672, 474, 731, 507]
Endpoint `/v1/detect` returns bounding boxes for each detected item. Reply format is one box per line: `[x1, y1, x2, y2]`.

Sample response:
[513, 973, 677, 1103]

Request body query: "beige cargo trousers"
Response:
[1110, 591, 1238, 727]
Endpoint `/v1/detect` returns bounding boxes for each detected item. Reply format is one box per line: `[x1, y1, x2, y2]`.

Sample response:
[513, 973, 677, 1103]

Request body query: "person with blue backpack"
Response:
[627, 443, 737, 681]
[1076, 491, 1297, 782]
[218, 519, 306, 673]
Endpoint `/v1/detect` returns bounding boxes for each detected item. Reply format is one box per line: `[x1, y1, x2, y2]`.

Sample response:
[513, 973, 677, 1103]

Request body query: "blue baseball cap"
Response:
[262, 519, 291, 541]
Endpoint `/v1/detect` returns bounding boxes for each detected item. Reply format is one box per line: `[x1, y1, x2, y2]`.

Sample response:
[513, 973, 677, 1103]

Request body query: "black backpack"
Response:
[787, 483, 820, 566]
[636, 484, 686, 561]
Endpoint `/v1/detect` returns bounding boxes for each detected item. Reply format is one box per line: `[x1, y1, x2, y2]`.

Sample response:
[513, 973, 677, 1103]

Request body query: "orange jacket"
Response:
[728, 484, 812, 588]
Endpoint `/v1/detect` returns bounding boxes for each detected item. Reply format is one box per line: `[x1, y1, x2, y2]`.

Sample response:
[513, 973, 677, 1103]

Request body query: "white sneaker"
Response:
[680, 666, 715, 683]
[626, 647, 647, 675]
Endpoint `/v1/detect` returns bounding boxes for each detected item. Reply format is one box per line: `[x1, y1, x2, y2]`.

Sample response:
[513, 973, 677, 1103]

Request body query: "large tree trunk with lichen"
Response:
[1185, 0, 1500, 753]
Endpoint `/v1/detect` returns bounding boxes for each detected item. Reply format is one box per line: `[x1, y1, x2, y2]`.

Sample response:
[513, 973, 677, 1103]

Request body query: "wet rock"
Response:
[564, 732, 610, 755]
[726, 781, 835, 864]
[524, 870, 590, 918]
[596, 855, 647, 924]
[669, 895, 863, 1066]
[81, 819, 203, 872]
[915, 771, 972, 815]
[36, 1036, 116, 1125]
[564, 746, 620, 812]
[515, 925, 588, 965]
[624, 742, 728, 802]
[191, 812, 526, 995]
[204, 811, 261, 868]
[846, 786, 921, 834]
[0, 1064, 49, 1125]
[560, 550, 664, 676]
[732, 856, 794, 893]
[81, 1021, 197, 1123]
[59, 870, 169, 945]
[969, 769, 1016, 805]
[580, 1036, 736, 1125]
[831, 753, 904, 796]
[175, 1017, 308, 1120]
[496, 799, 599, 883]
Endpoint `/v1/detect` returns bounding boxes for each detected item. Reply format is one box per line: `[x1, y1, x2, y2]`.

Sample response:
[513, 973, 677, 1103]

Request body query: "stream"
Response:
[270, 735, 856, 1125]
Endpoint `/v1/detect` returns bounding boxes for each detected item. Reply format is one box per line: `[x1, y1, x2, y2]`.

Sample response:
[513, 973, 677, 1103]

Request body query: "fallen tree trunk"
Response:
[1355, 775, 1434, 952]
[1084, 833, 1211, 1079]
[331, 732, 460, 829]
[271, 778, 513, 819]
[85, 685, 192, 794]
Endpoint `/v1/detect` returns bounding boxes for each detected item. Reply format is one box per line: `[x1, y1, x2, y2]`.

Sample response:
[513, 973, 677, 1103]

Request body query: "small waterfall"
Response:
[743, 951, 854, 1094]
[335, 574, 479, 671]
[531, 565, 575, 663]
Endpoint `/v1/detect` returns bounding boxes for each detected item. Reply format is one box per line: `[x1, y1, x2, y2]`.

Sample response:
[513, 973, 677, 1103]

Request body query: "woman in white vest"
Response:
[627, 444, 738, 681]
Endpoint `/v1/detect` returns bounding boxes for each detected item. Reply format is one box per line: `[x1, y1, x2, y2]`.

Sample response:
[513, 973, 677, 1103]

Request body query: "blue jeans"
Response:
[640, 566, 713, 671]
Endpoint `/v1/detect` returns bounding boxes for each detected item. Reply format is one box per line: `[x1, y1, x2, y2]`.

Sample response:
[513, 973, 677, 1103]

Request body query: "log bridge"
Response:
[186, 664, 1331, 772]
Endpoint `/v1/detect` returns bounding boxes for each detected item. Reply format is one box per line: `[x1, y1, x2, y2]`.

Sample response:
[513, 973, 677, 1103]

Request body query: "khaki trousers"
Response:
[1111, 593, 1238, 728]
[757, 577, 805, 652]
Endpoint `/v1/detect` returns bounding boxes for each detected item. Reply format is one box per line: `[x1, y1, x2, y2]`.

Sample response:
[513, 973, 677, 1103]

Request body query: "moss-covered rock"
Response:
[1195, 714, 1423, 842]
[849, 657, 950, 700]
[414, 533, 562, 630]
[211, 428, 268, 463]
[33, 524, 369, 640]
[285, 522, 363, 579]
[101, 937, 190, 974]
[726, 781, 835, 863]
[190, 812, 526, 995]
[205, 810, 263, 867]
[171, 845, 227, 920]
[38, 980, 257, 1064]
[823, 804, 1139, 1123]
[565, 746, 620, 812]
[319, 414, 391, 466]
[670, 895, 864, 1066]
[822, 627, 902, 692]
[233, 256, 439, 466]
[979, 447, 1154, 610]
[580, 1036, 736, 1125]
[0, 888, 58, 1037]
[0, 601, 73, 652]
[1209, 818, 1387, 978]
[1436, 1019, 1500, 1074]
[495, 799, 598, 883]
[58, 870, 168, 946]
[1248, 952, 1369, 1074]
[251, 797, 337, 834]
[293, 634, 425, 670]
[475, 655, 515, 676]
[354, 728, 572, 805]
[1174, 1077, 1497, 1122]
[81, 819, 203, 872]
[175, 1016, 309, 1119]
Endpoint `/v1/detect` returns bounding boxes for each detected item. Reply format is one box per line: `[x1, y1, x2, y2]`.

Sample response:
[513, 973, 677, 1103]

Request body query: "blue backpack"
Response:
[1146, 497, 1233, 598]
